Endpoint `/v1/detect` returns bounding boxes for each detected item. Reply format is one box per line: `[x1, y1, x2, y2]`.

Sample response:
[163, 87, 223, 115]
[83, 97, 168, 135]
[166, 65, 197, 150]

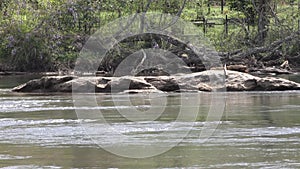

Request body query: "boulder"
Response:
[12, 76, 75, 92]
[12, 70, 300, 93]
[225, 70, 300, 91]
[108, 77, 155, 93]
[256, 77, 300, 91]
[145, 77, 180, 92]
[226, 71, 259, 91]
[65, 76, 155, 93]
[71, 77, 100, 93]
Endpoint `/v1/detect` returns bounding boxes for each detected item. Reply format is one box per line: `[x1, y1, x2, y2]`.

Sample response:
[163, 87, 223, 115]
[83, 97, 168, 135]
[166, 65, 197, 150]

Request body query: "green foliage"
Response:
[1, 27, 52, 71]
[0, 0, 299, 71]
[227, 0, 256, 24]
[0, 1, 52, 71]
[265, 4, 300, 58]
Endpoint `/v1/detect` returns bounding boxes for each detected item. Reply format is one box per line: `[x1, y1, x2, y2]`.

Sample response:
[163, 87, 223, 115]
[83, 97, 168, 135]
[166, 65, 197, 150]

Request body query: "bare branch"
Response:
[267, 2, 281, 24]
[140, 0, 153, 33]
[230, 30, 300, 59]
[143, 0, 153, 13]
[175, 0, 188, 18]
[160, 0, 188, 30]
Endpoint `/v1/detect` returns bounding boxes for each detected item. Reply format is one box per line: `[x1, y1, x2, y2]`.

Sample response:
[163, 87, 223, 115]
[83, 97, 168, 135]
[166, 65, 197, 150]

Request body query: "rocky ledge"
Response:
[12, 70, 300, 93]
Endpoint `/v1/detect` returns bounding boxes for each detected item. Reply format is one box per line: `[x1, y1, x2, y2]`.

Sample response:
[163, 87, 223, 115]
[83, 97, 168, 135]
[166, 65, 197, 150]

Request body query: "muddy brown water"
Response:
[0, 75, 299, 168]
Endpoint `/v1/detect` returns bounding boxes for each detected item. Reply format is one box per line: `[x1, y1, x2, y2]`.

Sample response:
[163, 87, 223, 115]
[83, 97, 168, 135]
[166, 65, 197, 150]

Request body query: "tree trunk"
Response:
[257, 0, 271, 45]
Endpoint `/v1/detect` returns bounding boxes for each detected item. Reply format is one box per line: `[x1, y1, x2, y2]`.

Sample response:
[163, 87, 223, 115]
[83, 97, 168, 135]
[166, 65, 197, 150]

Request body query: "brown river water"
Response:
[0, 75, 299, 168]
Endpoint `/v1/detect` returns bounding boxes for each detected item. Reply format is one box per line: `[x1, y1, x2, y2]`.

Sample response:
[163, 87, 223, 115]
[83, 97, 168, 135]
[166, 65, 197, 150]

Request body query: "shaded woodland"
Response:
[0, 0, 299, 73]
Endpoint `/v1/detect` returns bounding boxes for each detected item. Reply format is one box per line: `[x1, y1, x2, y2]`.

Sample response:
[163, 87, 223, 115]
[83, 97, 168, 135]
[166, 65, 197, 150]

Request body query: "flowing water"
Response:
[0, 75, 300, 169]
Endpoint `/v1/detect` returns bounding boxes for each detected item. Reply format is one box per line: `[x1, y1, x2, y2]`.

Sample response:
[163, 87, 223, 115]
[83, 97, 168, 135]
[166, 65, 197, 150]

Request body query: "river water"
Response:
[0, 75, 300, 168]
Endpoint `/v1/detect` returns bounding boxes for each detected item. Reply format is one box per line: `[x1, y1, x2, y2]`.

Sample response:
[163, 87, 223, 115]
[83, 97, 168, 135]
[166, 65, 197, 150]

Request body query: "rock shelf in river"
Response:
[12, 70, 300, 93]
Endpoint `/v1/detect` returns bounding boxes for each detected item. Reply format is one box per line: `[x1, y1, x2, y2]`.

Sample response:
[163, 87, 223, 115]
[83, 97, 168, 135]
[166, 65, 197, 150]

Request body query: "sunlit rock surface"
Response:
[12, 70, 300, 93]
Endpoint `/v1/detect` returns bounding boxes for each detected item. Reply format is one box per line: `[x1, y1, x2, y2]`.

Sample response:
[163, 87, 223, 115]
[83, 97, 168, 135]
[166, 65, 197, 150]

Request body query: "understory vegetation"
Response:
[0, 0, 299, 72]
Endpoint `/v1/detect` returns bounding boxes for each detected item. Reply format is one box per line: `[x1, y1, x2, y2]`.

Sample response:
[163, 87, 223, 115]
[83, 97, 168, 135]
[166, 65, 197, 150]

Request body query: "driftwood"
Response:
[218, 30, 300, 74]
[280, 60, 291, 70]
[226, 64, 248, 72]
[220, 30, 300, 61]
[102, 28, 299, 74]
[250, 67, 292, 75]
[102, 33, 212, 73]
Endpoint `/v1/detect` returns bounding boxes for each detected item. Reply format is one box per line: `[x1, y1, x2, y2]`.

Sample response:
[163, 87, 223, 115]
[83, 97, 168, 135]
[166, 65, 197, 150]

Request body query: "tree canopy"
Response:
[0, 0, 299, 72]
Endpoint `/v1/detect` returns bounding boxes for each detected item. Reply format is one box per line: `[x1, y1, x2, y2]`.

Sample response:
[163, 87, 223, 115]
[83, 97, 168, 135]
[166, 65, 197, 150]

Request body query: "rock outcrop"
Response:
[225, 71, 300, 91]
[12, 70, 300, 93]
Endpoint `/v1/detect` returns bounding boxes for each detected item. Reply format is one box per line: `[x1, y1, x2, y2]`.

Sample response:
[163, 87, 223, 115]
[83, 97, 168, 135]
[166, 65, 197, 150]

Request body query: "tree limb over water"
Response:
[220, 30, 300, 62]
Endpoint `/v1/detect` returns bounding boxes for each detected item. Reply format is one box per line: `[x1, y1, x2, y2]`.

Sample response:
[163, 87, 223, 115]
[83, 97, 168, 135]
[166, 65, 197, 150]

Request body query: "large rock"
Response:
[145, 77, 180, 92]
[226, 71, 259, 91]
[256, 77, 300, 91]
[226, 70, 300, 91]
[65, 76, 155, 93]
[12, 76, 75, 92]
[12, 70, 300, 93]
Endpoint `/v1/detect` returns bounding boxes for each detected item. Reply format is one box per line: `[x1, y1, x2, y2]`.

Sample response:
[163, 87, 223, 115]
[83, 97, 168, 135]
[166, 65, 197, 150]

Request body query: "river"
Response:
[0, 75, 300, 168]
